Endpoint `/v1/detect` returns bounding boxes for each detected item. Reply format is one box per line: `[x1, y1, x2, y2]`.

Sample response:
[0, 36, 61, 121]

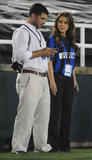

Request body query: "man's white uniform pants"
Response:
[12, 73, 52, 152]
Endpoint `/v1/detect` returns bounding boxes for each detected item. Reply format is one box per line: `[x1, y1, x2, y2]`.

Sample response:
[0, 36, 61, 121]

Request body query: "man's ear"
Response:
[31, 13, 36, 20]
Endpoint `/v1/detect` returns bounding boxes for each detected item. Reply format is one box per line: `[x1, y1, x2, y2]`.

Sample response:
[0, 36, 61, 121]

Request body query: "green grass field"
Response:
[0, 149, 92, 160]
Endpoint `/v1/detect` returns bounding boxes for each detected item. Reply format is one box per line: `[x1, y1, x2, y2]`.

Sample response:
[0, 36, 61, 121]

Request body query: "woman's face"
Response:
[57, 16, 69, 37]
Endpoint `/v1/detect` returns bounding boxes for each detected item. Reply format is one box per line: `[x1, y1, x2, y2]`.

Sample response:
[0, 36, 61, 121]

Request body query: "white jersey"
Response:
[12, 22, 49, 73]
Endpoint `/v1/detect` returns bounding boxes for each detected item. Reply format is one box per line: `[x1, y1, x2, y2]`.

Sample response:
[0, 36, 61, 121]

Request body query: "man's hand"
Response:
[41, 48, 57, 57]
[31, 48, 57, 59]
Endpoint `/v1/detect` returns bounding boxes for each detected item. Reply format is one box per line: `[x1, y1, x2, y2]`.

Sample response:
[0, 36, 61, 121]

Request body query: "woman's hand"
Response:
[50, 81, 57, 96]
[73, 70, 80, 92]
[74, 81, 80, 92]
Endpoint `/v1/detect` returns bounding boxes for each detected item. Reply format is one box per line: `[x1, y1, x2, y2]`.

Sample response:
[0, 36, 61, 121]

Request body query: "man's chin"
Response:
[36, 26, 40, 29]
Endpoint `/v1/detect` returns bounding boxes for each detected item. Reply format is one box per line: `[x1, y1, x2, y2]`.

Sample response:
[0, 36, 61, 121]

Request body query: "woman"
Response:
[48, 12, 79, 152]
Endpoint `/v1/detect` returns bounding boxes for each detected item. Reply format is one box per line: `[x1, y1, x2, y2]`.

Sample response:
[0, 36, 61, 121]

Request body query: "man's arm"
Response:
[31, 48, 57, 59]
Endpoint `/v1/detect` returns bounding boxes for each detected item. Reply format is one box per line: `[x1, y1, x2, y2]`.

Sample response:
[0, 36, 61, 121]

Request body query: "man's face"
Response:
[33, 13, 48, 28]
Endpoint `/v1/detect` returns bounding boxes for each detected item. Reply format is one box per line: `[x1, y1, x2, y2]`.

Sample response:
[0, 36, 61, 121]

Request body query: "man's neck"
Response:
[27, 18, 32, 24]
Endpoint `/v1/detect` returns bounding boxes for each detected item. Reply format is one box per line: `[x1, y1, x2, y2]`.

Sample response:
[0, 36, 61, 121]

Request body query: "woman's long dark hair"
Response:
[52, 12, 79, 54]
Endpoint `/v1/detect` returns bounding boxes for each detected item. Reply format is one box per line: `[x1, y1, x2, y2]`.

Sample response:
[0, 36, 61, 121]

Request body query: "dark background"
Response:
[0, 0, 92, 66]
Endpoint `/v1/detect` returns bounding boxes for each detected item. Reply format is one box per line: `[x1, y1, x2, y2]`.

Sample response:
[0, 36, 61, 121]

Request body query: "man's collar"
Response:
[24, 22, 37, 32]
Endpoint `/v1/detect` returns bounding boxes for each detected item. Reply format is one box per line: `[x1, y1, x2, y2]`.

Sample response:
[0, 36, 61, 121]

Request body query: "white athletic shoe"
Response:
[11, 150, 26, 154]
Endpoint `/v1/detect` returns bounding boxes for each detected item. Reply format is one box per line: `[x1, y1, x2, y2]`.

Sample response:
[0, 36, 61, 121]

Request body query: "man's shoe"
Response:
[34, 149, 53, 153]
[34, 149, 41, 153]
[12, 150, 26, 154]
[34, 149, 47, 153]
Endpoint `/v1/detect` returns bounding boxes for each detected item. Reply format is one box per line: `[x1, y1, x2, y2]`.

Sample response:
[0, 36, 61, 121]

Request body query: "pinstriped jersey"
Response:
[49, 35, 75, 77]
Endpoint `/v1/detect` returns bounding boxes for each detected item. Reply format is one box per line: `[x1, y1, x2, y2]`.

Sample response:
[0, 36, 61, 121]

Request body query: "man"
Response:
[11, 3, 56, 154]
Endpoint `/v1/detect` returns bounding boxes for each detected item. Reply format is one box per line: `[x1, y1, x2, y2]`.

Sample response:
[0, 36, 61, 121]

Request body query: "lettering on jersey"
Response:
[59, 52, 75, 59]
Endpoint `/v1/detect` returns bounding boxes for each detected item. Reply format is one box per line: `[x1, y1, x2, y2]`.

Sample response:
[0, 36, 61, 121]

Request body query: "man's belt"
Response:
[23, 69, 47, 77]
